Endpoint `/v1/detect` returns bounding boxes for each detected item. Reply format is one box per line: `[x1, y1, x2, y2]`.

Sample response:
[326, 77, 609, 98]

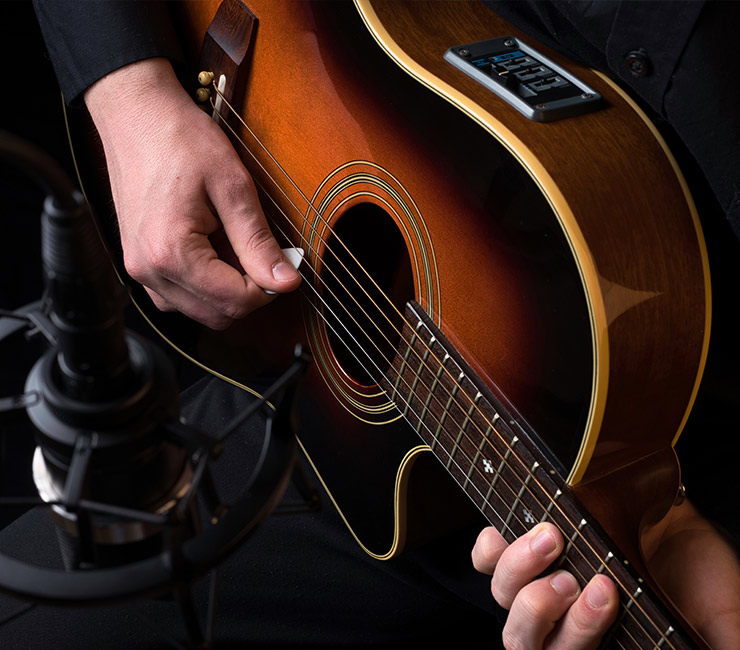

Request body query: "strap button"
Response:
[625, 49, 651, 77]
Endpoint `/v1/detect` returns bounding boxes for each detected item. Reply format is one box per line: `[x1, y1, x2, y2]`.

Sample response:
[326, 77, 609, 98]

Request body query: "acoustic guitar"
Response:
[71, 1, 712, 648]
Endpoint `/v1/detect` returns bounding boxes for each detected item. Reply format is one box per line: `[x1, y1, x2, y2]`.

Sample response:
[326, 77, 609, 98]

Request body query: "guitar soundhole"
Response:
[320, 203, 414, 386]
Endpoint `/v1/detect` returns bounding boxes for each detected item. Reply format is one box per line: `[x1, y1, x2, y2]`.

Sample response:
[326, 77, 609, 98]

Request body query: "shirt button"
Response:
[625, 49, 651, 77]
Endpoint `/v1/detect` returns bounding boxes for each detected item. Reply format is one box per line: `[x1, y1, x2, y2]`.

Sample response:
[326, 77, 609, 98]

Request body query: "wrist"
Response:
[84, 58, 193, 143]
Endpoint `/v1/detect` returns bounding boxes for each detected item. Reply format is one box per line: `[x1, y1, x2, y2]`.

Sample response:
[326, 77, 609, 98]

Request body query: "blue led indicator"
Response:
[491, 50, 525, 63]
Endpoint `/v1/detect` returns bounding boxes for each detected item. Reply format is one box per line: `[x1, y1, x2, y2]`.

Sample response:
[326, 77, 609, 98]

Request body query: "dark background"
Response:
[0, 1, 80, 525]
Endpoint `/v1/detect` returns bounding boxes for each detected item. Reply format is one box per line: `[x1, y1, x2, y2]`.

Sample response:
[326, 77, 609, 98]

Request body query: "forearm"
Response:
[85, 57, 190, 127]
[84, 58, 198, 187]
[646, 501, 740, 648]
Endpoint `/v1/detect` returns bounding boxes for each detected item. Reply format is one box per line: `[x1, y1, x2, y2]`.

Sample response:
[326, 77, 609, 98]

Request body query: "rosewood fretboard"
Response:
[378, 300, 698, 650]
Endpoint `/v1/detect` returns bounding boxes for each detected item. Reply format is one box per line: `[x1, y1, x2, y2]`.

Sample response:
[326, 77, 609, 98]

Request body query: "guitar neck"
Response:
[378, 301, 698, 650]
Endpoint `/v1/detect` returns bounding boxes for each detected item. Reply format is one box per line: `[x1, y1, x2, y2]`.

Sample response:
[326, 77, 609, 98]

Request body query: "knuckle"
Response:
[244, 225, 278, 255]
[516, 584, 552, 622]
[472, 527, 505, 572]
[206, 284, 255, 321]
[124, 241, 177, 282]
[156, 301, 176, 314]
[490, 578, 505, 607]
[146, 240, 178, 275]
[495, 553, 521, 591]
[123, 253, 151, 284]
[144, 289, 170, 312]
[221, 301, 252, 321]
[220, 168, 252, 198]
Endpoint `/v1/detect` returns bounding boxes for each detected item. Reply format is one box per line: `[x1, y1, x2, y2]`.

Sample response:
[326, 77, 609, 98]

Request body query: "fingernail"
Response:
[272, 260, 298, 282]
[550, 571, 579, 597]
[531, 528, 557, 555]
[272, 247, 303, 283]
[586, 579, 610, 609]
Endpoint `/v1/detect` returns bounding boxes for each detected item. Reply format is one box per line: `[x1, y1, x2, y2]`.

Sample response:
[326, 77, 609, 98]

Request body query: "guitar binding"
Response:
[379, 299, 701, 650]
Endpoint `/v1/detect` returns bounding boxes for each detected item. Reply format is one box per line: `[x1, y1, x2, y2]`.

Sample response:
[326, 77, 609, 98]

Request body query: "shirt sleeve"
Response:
[32, 0, 184, 105]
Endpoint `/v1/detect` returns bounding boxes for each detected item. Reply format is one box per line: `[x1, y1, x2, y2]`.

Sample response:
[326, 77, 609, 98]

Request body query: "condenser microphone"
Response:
[0, 133, 307, 649]
[24, 182, 190, 570]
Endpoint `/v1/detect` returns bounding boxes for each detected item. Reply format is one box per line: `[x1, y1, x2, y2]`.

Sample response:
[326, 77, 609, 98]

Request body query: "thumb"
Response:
[209, 168, 301, 294]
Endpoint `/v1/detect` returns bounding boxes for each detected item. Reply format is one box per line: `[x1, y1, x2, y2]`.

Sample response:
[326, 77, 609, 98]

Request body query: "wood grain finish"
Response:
[357, 0, 709, 481]
[79, 3, 709, 643]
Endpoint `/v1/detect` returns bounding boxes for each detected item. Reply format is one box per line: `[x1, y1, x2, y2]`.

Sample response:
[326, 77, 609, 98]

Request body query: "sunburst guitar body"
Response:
[72, 2, 711, 648]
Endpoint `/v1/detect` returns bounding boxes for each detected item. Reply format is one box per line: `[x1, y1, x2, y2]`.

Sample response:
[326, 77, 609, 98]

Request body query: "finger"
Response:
[471, 526, 509, 575]
[143, 278, 253, 330]
[149, 268, 276, 330]
[502, 570, 581, 650]
[546, 575, 619, 650]
[174, 249, 276, 318]
[209, 228, 304, 296]
[130, 228, 277, 326]
[208, 166, 301, 294]
[492, 523, 563, 609]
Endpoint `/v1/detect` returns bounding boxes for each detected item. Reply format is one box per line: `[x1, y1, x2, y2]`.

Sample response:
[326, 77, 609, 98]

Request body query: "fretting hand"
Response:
[472, 502, 740, 649]
[472, 522, 618, 650]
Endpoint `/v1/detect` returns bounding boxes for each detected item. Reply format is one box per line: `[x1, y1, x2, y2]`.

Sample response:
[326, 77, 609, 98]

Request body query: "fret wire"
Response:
[391, 322, 421, 402]
[297, 280, 525, 546]
[536, 553, 647, 650]
[464, 420, 494, 491]
[502, 461, 538, 534]
[401, 343, 428, 419]
[391, 344, 536, 538]
[386, 312, 686, 650]
[384, 313, 683, 649]
[302, 292, 670, 643]
[618, 599, 653, 650]
[446, 394, 479, 471]
[541, 488, 561, 523]
[395, 355, 561, 547]
[483, 434, 515, 506]
[432, 372, 463, 452]
[418, 355, 447, 427]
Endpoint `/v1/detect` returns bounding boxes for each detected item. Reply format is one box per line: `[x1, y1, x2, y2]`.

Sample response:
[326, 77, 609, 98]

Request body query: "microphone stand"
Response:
[0, 132, 312, 648]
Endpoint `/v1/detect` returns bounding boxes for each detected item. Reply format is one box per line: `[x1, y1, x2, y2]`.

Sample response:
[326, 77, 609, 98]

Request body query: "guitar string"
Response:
[211, 94, 679, 650]
[207, 90, 679, 650]
[281, 249, 621, 605]
[284, 274, 657, 650]
[204, 88, 592, 542]
[250, 164, 655, 650]
[204, 100, 605, 566]
[207, 89, 680, 649]
[262, 218, 659, 649]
